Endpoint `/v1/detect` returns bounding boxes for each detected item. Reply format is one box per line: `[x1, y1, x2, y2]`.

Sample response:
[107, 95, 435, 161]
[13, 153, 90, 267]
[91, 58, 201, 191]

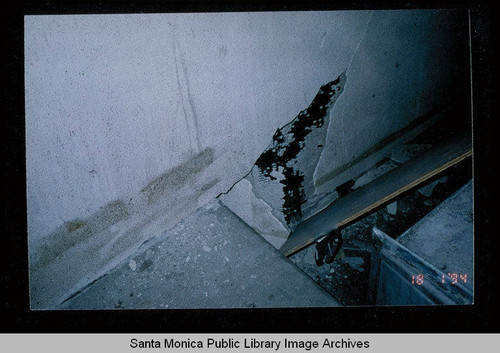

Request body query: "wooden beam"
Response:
[279, 131, 472, 257]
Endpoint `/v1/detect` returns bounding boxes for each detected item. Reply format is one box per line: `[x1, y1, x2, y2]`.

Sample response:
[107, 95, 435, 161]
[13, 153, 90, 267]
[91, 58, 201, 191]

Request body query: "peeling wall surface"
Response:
[221, 10, 469, 247]
[221, 73, 347, 247]
[25, 10, 469, 308]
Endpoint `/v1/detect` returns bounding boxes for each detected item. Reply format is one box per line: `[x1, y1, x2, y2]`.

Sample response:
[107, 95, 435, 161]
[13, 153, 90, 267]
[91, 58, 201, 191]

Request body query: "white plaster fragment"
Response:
[270, 167, 285, 182]
[386, 201, 398, 215]
[219, 178, 289, 248]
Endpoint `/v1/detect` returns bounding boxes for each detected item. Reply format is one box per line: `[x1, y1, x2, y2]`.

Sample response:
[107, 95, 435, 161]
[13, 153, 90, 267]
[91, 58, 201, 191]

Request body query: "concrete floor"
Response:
[59, 200, 340, 309]
[398, 180, 473, 291]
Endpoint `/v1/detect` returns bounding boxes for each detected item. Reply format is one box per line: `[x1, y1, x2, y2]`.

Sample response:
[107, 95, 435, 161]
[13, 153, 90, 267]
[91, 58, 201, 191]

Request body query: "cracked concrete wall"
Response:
[25, 10, 468, 308]
[220, 73, 348, 248]
[220, 10, 469, 248]
[25, 11, 374, 308]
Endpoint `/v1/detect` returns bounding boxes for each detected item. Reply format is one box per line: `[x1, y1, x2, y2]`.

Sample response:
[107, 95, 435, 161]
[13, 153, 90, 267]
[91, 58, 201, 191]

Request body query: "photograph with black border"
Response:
[3, 0, 495, 334]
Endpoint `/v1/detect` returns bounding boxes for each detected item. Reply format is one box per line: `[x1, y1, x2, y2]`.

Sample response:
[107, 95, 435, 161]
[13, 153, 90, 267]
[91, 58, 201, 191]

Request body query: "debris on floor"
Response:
[290, 159, 472, 306]
[59, 200, 340, 309]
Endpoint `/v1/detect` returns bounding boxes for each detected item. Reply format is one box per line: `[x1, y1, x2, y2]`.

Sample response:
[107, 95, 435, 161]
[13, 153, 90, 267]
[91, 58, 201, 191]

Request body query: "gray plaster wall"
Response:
[25, 10, 469, 308]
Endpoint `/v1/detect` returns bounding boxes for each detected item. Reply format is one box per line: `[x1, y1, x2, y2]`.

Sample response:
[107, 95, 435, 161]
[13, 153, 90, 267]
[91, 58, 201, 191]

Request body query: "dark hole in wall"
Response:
[254, 74, 346, 226]
[336, 179, 356, 198]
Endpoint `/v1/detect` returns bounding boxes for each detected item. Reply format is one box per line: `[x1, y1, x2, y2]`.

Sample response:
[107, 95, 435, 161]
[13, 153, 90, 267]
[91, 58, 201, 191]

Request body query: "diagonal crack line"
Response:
[217, 72, 346, 200]
[172, 39, 195, 153]
[312, 71, 347, 189]
[346, 10, 374, 73]
[59, 272, 109, 306]
[178, 42, 203, 153]
[216, 168, 252, 198]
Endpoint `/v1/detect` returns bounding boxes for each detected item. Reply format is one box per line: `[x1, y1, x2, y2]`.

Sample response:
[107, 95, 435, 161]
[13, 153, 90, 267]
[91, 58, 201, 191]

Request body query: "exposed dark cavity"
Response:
[280, 169, 305, 223]
[375, 157, 392, 168]
[336, 179, 356, 198]
[254, 74, 346, 226]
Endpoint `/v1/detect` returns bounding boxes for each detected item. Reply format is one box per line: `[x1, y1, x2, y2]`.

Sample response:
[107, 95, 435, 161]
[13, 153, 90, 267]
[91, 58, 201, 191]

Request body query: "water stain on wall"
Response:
[141, 148, 214, 204]
[100, 176, 220, 265]
[32, 199, 130, 271]
[31, 148, 216, 274]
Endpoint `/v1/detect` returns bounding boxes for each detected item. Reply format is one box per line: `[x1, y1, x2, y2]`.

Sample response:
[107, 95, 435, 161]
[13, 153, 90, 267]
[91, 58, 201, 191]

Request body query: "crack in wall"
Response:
[171, 27, 202, 154]
[253, 73, 346, 227]
[216, 168, 252, 198]
[177, 38, 202, 152]
[310, 11, 373, 196]
[346, 10, 374, 73]
[219, 73, 347, 235]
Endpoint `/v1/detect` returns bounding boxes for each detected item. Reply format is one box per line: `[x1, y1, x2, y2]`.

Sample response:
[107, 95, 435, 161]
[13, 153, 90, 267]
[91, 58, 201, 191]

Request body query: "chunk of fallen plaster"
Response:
[128, 259, 137, 271]
[219, 178, 289, 249]
[386, 201, 398, 215]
